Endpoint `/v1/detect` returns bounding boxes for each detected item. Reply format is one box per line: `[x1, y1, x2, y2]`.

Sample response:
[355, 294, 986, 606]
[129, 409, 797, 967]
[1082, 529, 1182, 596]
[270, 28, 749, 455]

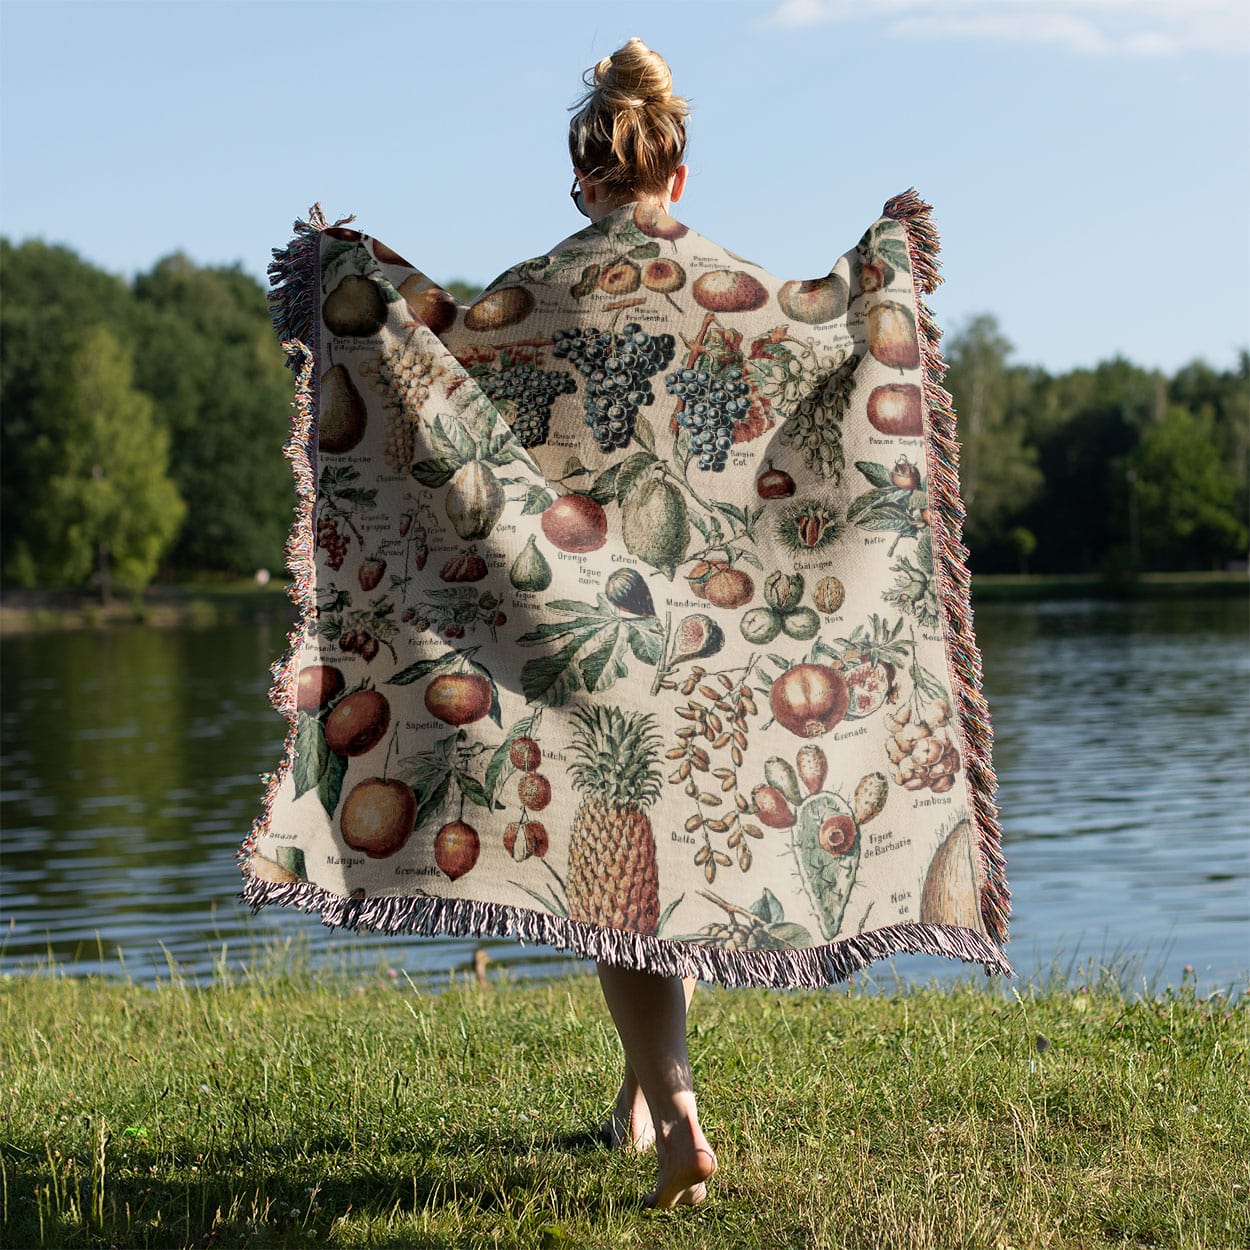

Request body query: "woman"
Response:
[565, 39, 717, 1210]
[246, 36, 1010, 1216]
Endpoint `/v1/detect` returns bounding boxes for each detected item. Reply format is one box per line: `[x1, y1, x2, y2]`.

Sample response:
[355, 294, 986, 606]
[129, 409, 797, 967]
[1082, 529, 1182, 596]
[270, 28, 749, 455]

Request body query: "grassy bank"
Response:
[2, 966, 1245, 1249]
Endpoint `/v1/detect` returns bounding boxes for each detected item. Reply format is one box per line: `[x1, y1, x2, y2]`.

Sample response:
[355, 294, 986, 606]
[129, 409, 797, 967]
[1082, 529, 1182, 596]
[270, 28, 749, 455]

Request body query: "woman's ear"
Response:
[669, 164, 688, 203]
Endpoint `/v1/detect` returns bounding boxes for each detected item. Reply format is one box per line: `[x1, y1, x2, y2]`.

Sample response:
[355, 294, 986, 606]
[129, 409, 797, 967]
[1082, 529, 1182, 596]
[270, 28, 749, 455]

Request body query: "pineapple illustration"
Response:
[566, 706, 663, 935]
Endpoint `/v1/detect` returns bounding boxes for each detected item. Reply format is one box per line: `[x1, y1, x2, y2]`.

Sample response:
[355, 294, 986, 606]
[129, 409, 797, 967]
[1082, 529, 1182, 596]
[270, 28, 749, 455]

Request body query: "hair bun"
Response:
[595, 36, 673, 109]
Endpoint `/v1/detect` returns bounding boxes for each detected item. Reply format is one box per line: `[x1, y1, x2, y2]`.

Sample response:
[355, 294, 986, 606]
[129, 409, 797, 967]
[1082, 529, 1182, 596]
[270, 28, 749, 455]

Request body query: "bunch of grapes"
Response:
[552, 323, 676, 451]
[477, 361, 576, 448]
[359, 332, 446, 471]
[316, 517, 349, 570]
[665, 366, 752, 471]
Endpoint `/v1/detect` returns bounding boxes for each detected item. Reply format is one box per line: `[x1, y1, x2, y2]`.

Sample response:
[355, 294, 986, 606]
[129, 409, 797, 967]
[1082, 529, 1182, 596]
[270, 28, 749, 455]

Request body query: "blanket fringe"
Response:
[883, 189, 1010, 947]
[241, 872, 1014, 988]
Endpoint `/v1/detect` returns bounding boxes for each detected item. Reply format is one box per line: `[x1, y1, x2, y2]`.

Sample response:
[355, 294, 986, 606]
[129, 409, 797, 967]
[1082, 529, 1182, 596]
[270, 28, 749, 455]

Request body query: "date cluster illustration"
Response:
[243, 195, 1010, 986]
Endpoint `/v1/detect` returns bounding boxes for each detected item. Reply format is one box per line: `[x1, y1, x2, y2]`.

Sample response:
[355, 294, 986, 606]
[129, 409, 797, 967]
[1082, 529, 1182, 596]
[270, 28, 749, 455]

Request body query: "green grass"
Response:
[1, 960, 1246, 1249]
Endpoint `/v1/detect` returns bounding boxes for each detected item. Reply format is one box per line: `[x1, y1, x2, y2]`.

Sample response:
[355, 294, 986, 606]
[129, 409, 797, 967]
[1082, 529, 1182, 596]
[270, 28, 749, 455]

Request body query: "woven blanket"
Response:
[240, 191, 1011, 987]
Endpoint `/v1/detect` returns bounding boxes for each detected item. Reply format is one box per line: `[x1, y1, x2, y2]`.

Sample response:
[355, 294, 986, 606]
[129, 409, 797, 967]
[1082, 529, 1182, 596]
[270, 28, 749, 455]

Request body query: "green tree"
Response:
[21, 326, 185, 596]
[943, 315, 1043, 563]
[1129, 405, 1247, 570]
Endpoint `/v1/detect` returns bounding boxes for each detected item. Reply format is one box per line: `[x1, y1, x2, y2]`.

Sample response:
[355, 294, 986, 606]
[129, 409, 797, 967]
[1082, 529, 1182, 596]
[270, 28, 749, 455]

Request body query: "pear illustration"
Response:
[323, 274, 387, 337]
[319, 365, 367, 453]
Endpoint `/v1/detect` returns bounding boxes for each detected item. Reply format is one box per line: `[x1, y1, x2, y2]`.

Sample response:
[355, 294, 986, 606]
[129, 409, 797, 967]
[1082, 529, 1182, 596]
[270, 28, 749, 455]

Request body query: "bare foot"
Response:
[602, 1079, 655, 1151]
[645, 1118, 717, 1210]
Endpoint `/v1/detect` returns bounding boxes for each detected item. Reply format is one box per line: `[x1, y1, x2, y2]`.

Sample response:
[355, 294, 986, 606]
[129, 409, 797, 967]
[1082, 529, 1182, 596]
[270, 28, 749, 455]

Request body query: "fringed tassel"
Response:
[241, 873, 1015, 988]
[883, 189, 1011, 948]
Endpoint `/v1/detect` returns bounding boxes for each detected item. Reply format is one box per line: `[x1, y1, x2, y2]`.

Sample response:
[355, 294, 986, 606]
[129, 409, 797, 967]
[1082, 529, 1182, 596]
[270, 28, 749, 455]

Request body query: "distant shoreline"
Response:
[1, 570, 1245, 635]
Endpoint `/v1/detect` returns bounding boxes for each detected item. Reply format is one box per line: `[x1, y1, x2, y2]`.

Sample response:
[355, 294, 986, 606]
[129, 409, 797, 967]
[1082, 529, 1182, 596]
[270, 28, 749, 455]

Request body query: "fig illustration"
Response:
[541, 494, 608, 554]
[423, 673, 493, 726]
[604, 568, 656, 616]
[517, 772, 552, 811]
[340, 778, 417, 858]
[632, 202, 689, 240]
[622, 478, 690, 578]
[323, 275, 387, 338]
[670, 614, 725, 664]
[769, 664, 849, 738]
[756, 461, 796, 499]
[398, 274, 456, 336]
[867, 301, 921, 370]
[692, 270, 769, 313]
[598, 261, 641, 295]
[446, 461, 505, 540]
[319, 365, 367, 454]
[435, 819, 480, 880]
[464, 286, 534, 332]
[510, 535, 553, 591]
[323, 689, 391, 757]
[296, 664, 344, 713]
[867, 383, 923, 437]
[641, 258, 686, 293]
[777, 275, 848, 325]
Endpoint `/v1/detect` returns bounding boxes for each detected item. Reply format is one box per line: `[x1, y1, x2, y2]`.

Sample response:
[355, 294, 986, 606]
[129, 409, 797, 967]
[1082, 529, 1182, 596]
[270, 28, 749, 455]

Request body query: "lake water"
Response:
[2, 597, 1247, 994]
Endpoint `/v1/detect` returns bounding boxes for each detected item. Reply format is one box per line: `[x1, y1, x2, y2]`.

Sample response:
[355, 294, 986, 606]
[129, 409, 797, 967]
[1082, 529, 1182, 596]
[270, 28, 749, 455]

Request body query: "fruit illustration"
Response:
[246, 853, 303, 885]
[566, 707, 663, 935]
[740, 607, 782, 644]
[439, 551, 488, 583]
[641, 258, 685, 293]
[769, 664, 849, 738]
[541, 494, 608, 554]
[841, 654, 895, 719]
[435, 819, 480, 879]
[598, 260, 641, 294]
[319, 365, 367, 453]
[371, 239, 410, 266]
[670, 614, 725, 664]
[340, 778, 417, 858]
[764, 572, 804, 614]
[813, 577, 845, 615]
[509, 737, 541, 771]
[397, 274, 456, 336]
[778, 500, 841, 552]
[296, 664, 344, 712]
[325, 227, 362, 242]
[632, 202, 688, 239]
[692, 270, 769, 313]
[790, 791, 860, 940]
[517, 772, 552, 811]
[445, 461, 505, 540]
[510, 535, 552, 591]
[885, 703, 960, 793]
[358, 557, 386, 592]
[853, 772, 889, 824]
[853, 258, 893, 295]
[504, 820, 549, 862]
[891, 456, 922, 491]
[776, 275, 848, 325]
[756, 461, 796, 499]
[604, 568, 656, 617]
[781, 607, 820, 640]
[702, 566, 754, 609]
[323, 275, 387, 338]
[752, 784, 796, 829]
[764, 757, 802, 806]
[323, 689, 391, 756]
[920, 820, 980, 928]
[867, 301, 921, 370]
[622, 478, 690, 578]
[423, 673, 493, 726]
[867, 383, 923, 437]
[463, 286, 534, 331]
[796, 744, 828, 794]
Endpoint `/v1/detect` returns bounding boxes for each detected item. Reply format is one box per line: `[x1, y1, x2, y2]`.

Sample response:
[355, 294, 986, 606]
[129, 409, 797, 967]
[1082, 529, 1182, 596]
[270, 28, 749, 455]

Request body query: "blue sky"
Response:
[2, 0, 1246, 374]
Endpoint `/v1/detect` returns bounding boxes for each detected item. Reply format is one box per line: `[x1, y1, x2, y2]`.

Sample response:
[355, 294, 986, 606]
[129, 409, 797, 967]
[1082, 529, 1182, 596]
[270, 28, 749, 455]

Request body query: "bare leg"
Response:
[596, 964, 717, 1208]
[602, 979, 695, 1152]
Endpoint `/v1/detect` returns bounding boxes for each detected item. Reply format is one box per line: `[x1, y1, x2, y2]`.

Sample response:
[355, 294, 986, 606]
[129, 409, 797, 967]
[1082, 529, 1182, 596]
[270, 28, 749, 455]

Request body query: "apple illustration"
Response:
[867, 383, 923, 436]
[867, 302, 920, 369]
[692, 270, 769, 313]
[777, 275, 848, 325]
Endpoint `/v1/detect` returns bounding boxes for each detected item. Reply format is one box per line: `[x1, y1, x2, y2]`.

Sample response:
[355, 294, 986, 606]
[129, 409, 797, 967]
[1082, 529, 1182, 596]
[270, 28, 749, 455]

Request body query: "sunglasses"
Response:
[570, 176, 588, 218]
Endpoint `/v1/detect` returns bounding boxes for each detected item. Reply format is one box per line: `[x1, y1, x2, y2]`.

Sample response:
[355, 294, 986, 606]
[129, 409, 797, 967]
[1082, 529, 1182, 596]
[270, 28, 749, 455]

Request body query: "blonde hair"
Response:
[568, 38, 688, 198]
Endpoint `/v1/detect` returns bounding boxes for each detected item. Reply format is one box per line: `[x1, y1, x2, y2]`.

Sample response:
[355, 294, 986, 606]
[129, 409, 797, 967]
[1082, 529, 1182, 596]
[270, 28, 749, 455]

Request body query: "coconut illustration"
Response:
[920, 820, 981, 928]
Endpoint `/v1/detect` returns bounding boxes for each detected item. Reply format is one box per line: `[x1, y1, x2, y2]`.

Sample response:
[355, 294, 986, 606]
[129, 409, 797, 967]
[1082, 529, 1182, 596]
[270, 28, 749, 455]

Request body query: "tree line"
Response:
[1, 239, 1245, 594]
